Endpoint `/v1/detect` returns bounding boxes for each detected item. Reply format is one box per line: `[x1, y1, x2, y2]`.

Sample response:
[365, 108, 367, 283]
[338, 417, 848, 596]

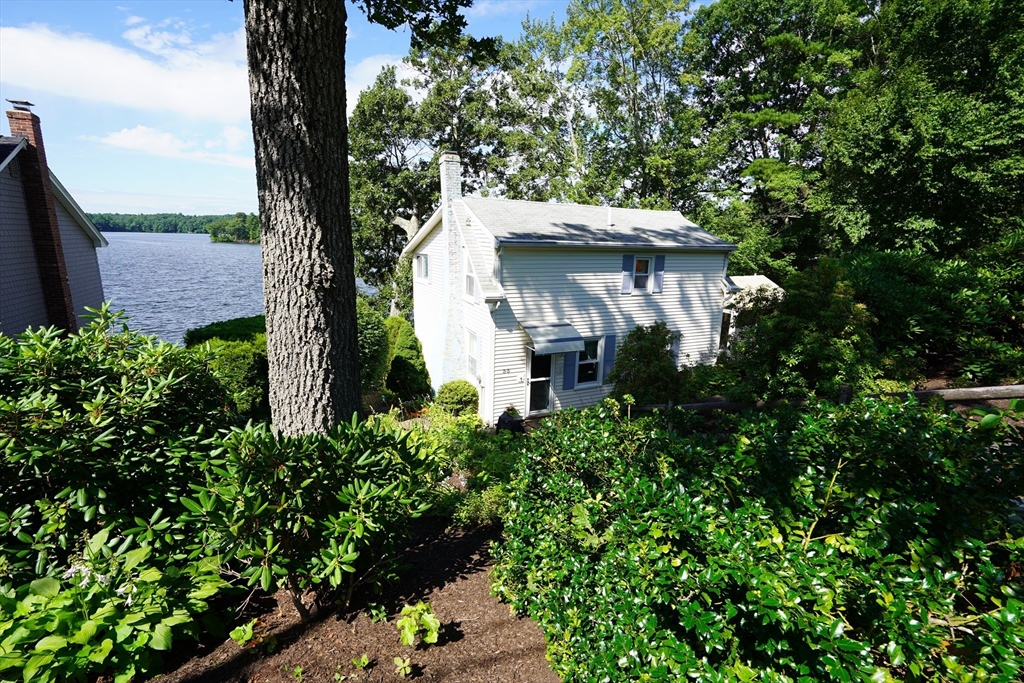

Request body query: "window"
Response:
[467, 330, 479, 378]
[463, 252, 476, 299]
[633, 257, 651, 291]
[576, 339, 600, 385]
[415, 254, 429, 280]
[621, 255, 664, 295]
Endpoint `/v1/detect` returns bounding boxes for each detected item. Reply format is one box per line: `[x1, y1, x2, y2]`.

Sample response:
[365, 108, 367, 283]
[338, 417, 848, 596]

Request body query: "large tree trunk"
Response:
[243, 0, 361, 435]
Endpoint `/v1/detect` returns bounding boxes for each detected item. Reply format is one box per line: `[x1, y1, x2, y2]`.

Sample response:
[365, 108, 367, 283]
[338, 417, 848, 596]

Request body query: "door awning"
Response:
[521, 321, 586, 355]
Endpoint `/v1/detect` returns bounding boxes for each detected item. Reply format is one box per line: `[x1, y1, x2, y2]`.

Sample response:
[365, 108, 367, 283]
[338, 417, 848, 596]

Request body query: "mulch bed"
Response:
[152, 522, 559, 683]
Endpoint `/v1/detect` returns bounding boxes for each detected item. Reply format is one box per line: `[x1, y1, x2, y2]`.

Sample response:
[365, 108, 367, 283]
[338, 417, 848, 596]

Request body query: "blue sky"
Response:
[0, 1, 568, 214]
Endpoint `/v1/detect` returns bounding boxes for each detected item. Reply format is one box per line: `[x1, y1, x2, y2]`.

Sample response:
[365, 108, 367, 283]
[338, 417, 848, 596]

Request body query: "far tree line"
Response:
[88, 212, 259, 243]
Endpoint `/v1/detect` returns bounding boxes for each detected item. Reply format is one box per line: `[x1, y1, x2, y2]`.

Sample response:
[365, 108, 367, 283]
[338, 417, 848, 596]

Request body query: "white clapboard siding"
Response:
[502, 247, 727, 360]
[483, 247, 728, 423]
[460, 289, 496, 420]
[490, 302, 533, 422]
[412, 227, 447, 392]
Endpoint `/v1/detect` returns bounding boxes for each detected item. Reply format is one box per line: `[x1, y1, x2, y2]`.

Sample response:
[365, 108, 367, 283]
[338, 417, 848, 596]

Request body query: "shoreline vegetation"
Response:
[88, 212, 261, 244]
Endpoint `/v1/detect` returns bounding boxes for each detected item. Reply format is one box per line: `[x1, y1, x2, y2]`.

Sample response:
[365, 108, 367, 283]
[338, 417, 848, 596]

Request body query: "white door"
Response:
[527, 350, 552, 415]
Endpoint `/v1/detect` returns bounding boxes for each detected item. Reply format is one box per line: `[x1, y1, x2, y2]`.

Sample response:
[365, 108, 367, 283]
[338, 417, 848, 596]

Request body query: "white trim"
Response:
[466, 328, 480, 383]
[400, 207, 442, 257]
[575, 337, 603, 388]
[414, 253, 430, 282]
[462, 249, 477, 302]
[632, 256, 652, 294]
[0, 138, 27, 174]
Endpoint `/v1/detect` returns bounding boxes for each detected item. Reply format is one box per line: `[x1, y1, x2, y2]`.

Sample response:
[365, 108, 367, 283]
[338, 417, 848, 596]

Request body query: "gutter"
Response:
[496, 237, 737, 252]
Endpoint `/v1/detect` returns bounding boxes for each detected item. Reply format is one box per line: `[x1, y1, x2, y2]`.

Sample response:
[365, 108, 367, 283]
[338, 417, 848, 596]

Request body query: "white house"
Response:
[1, 104, 106, 336]
[402, 152, 737, 424]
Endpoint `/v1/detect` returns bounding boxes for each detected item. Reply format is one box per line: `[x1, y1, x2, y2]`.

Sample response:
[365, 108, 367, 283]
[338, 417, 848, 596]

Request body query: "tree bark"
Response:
[243, 0, 361, 435]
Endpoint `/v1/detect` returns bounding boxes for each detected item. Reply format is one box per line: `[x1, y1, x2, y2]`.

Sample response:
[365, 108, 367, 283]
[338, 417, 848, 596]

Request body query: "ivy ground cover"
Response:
[493, 399, 1024, 682]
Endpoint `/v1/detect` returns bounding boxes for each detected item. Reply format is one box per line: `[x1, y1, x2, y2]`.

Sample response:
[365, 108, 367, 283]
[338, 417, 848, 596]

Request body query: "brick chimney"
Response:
[6, 106, 77, 333]
[439, 151, 462, 205]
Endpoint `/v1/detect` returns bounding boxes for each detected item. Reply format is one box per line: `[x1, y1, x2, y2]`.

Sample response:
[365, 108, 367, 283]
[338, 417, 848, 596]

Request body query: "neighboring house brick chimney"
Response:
[6, 107, 77, 333]
[439, 151, 462, 204]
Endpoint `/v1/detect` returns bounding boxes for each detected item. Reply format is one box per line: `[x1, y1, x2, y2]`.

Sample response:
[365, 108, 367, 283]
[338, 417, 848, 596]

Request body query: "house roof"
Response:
[461, 197, 735, 251]
[0, 135, 106, 248]
[0, 136, 27, 172]
[729, 275, 783, 293]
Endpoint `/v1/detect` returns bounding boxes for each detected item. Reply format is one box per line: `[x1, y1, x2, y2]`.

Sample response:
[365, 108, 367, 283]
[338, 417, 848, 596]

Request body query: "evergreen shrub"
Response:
[434, 380, 478, 416]
[493, 398, 1024, 681]
[184, 299, 393, 418]
[384, 316, 432, 401]
[356, 297, 390, 393]
[606, 321, 681, 406]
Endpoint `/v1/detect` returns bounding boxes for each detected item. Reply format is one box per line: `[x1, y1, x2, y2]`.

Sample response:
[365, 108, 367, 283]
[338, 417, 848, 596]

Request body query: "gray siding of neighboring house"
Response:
[55, 199, 104, 326]
[0, 165, 47, 335]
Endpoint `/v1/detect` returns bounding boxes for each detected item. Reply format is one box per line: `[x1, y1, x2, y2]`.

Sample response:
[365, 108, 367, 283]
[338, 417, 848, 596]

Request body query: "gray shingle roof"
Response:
[462, 197, 734, 251]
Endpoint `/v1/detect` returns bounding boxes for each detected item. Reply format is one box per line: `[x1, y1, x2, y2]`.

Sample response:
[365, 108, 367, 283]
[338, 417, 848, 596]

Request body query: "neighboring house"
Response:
[721, 274, 785, 349]
[0, 104, 106, 336]
[402, 152, 738, 424]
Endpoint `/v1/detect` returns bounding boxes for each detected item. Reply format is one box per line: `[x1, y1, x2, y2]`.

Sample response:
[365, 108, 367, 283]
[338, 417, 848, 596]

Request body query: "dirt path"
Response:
[153, 524, 559, 683]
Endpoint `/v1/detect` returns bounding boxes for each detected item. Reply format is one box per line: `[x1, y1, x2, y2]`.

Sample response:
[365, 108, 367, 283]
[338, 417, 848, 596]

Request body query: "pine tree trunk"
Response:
[243, 0, 361, 435]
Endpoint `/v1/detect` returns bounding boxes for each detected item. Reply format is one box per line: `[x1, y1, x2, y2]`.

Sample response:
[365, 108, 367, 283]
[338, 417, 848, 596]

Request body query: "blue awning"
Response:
[521, 321, 586, 355]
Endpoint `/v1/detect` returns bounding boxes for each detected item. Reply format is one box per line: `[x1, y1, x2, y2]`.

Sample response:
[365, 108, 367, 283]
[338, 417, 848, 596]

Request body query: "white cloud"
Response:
[72, 187, 256, 214]
[465, 0, 547, 19]
[347, 54, 424, 112]
[220, 125, 248, 151]
[0, 23, 250, 123]
[2, 22, 429, 122]
[92, 125, 254, 169]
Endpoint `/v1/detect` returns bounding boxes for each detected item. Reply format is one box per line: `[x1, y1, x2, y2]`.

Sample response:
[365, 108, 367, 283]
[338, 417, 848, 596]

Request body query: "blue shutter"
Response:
[670, 332, 680, 365]
[563, 352, 577, 390]
[620, 255, 634, 294]
[602, 334, 616, 382]
[652, 255, 665, 294]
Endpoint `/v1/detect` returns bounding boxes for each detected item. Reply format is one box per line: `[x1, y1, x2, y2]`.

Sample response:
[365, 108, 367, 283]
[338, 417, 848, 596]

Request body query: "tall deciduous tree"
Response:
[242, 0, 469, 435]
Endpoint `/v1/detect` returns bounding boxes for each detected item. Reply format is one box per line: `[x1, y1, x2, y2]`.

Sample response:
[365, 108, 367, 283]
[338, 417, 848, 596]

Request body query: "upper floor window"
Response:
[633, 258, 651, 291]
[415, 254, 429, 280]
[463, 252, 476, 300]
[621, 254, 665, 295]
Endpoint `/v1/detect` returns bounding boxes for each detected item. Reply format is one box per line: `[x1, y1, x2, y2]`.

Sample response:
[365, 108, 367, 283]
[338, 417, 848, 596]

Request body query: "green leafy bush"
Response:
[731, 257, 879, 399]
[0, 530, 226, 683]
[434, 380, 478, 416]
[357, 297, 391, 394]
[184, 416, 440, 619]
[493, 399, 1024, 681]
[184, 300, 394, 414]
[204, 336, 270, 421]
[0, 307, 232, 582]
[183, 314, 266, 345]
[384, 317, 432, 401]
[606, 321, 680, 406]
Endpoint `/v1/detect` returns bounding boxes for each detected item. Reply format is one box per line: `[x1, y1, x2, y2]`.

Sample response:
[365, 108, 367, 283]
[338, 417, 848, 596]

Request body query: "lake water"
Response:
[97, 232, 265, 344]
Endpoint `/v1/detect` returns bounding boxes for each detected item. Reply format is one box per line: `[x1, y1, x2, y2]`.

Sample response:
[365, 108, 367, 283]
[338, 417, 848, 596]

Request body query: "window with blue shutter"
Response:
[652, 255, 665, 294]
[621, 255, 634, 294]
[602, 334, 616, 382]
[562, 351, 577, 390]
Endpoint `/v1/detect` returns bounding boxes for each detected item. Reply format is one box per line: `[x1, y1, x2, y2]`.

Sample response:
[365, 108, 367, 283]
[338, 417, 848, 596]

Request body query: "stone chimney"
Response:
[439, 151, 462, 205]
[6, 105, 77, 333]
